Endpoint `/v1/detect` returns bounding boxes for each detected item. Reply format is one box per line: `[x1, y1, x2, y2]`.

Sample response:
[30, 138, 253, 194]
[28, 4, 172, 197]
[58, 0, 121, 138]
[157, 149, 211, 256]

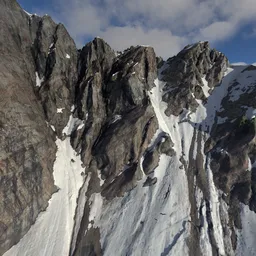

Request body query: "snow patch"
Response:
[35, 72, 44, 87]
[4, 138, 84, 256]
[97, 170, 104, 186]
[88, 193, 103, 224]
[66, 53, 71, 59]
[70, 173, 91, 255]
[228, 68, 256, 102]
[206, 154, 225, 255]
[201, 76, 211, 98]
[62, 115, 84, 136]
[112, 72, 119, 77]
[57, 108, 65, 113]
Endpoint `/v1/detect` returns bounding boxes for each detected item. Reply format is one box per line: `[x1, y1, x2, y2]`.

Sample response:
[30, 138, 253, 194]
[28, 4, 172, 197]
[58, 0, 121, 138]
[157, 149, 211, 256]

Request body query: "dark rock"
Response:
[0, 1, 57, 253]
[32, 17, 78, 137]
[142, 150, 160, 175]
[161, 42, 228, 116]
[143, 176, 157, 187]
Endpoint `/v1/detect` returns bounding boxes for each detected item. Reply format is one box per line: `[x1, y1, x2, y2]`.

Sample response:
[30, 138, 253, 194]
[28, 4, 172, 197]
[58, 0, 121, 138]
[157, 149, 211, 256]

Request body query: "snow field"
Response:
[4, 138, 85, 256]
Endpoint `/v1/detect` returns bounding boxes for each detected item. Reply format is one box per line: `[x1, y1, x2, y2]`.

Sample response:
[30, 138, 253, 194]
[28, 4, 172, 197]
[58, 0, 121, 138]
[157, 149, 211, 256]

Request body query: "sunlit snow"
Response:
[35, 72, 44, 87]
[4, 138, 84, 256]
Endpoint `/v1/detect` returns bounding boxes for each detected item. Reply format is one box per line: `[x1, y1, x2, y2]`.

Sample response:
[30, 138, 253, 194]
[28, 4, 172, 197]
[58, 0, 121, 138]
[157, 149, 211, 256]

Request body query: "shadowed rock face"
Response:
[0, 1, 58, 254]
[0, 1, 159, 253]
[0, 0, 79, 253]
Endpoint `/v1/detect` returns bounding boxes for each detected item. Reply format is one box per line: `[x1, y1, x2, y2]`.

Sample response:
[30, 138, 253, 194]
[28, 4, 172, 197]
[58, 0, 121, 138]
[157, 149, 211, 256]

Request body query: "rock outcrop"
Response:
[161, 42, 228, 116]
[0, 1, 57, 254]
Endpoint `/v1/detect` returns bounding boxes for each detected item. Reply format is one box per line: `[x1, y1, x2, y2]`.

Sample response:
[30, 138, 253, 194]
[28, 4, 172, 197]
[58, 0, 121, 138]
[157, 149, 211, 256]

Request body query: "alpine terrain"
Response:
[1, 0, 256, 256]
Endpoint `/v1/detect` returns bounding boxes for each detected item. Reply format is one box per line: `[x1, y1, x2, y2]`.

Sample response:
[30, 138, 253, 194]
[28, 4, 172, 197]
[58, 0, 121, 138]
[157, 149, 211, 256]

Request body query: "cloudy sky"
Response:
[19, 0, 256, 63]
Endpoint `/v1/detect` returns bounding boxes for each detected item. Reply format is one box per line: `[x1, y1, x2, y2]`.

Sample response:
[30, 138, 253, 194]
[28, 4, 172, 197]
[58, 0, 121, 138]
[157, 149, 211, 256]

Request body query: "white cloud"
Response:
[40, 0, 256, 58]
[99, 26, 187, 58]
[197, 21, 237, 42]
[231, 62, 248, 66]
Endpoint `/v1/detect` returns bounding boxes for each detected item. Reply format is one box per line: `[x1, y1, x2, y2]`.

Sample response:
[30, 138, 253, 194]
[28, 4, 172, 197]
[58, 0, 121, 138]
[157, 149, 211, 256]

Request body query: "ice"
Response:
[4, 138, 84, 256]
[35, 72, 44, 87]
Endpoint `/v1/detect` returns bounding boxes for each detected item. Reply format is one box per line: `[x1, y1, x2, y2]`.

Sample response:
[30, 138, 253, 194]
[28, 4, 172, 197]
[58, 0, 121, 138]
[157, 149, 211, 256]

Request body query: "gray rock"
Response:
[161, 42, 228, 116]
[0, 1, 57, 253]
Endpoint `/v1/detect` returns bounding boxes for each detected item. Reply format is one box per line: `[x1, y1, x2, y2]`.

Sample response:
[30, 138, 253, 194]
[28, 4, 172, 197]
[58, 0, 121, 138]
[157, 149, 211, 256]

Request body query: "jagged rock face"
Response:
[0, 1, 57, 254]
[71, 41, 158, 181]
[70, 41, 159, 255]
[32, 15, 78, 137]
[161, 42, 228, 116]
[0, 1, 160, 252]
[202, 65, 256, 245]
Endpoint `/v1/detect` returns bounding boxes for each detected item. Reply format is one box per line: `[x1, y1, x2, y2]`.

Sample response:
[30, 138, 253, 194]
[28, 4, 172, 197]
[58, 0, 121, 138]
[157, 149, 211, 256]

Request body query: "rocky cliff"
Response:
[1, 1, 256, 256]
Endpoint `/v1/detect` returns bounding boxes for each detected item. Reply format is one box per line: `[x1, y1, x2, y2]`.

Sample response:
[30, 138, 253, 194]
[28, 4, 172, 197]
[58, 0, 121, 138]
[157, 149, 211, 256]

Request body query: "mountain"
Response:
[1, 1, 256, 256]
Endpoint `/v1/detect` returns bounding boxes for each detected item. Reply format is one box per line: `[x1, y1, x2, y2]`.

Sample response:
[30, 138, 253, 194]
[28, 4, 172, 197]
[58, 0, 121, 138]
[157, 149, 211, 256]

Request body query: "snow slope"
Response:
[94, 154, 190, 256]
[4, 138, 84, 256]
[236, 205, 256, 256]
[150, 77, 226, 255]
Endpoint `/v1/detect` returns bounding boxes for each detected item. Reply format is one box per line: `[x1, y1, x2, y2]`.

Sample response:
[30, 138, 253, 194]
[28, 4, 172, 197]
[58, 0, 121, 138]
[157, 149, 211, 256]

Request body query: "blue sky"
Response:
[18, 0, 256, 63]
